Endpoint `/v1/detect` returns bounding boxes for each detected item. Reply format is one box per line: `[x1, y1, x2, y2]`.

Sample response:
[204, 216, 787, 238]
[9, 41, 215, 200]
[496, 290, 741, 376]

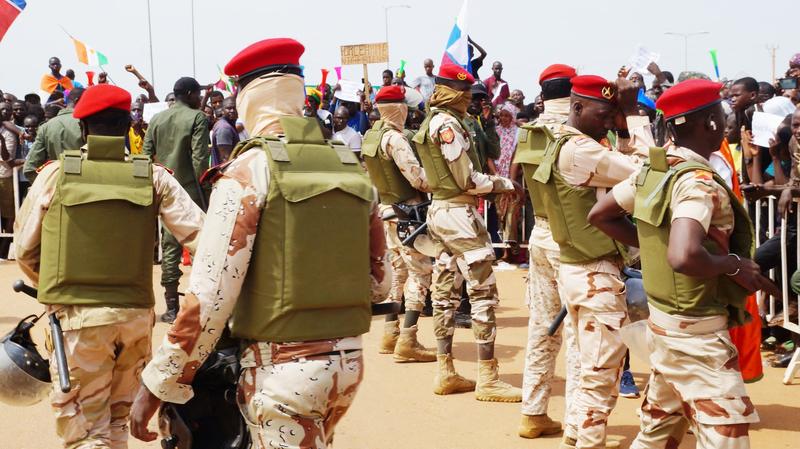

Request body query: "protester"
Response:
[23, 87, 84, 181]
[211, 97, 239, 164]
[410, 58, 436, 101]
[484, 61, 510, 106]
[332, 105, 363, 153]
[39, 57, 73, 94]
[128, 100, 145, 154]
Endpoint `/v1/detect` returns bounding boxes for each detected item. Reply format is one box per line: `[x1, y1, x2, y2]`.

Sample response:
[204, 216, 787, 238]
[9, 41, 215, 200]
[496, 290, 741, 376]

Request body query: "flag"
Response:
[72, 38, 109, 67]
[214, 65, 235, 93]
[709, 49, 720, 80]
[0, 0, 25, 42]
[441, 0, 470, 72]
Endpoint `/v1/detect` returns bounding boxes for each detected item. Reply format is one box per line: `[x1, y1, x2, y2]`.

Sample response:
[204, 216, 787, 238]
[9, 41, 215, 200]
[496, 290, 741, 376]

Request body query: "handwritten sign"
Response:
[340, 43, 389, 65]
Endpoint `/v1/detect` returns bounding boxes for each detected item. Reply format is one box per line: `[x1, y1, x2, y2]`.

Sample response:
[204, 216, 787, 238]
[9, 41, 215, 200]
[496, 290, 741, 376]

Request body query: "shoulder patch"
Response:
[199, 161, 231, 185]
[439, 126, 455, 144]
[36, 160, 55, 173]
[693, 170, 713, 182]
[153, 163, 174, 175]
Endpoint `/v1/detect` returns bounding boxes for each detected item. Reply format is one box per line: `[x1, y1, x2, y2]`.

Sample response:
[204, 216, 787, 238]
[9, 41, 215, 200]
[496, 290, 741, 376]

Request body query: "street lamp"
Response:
[385, 4, 411, 69]
[665, 31, 710, 72]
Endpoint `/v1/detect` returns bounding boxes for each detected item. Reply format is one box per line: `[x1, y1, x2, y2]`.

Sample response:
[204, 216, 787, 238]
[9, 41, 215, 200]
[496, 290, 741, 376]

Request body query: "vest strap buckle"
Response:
[132, 156, 151, 178]
[266, 141, 291, 162]
[63, 154, 82, 175]
[332, 144, 358, 165]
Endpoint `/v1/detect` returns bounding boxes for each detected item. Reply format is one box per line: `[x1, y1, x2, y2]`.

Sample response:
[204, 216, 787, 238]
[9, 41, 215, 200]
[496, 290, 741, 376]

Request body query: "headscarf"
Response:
[236, 73, 305, 137]
[375, 102, 408, 131]
[429, 84, 471, 116]
[790, 53, 800, 68]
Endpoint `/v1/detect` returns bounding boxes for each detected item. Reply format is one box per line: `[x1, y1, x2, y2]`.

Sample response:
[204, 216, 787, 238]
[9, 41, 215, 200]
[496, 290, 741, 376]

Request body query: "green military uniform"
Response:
[143, 101, 210, 296]
[23, 108, 83, 181]
[463, 115, 500, 173]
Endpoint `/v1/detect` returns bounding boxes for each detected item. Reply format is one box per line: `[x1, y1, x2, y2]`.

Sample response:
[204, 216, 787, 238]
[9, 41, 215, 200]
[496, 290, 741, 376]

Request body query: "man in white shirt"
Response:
[410, 59, 436, 102]
[332, 105, 362, 153]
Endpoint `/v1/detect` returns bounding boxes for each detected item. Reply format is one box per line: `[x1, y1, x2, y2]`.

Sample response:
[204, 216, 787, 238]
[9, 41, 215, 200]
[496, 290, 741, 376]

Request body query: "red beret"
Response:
[656, 79, 723, 121]
[437, 63, 475, 84]
[571, 75, 616, 103]
[375, 85, 406, 103]
[539, 64, 576, 85]
[72, 85, 131, 119]
[224, 38, 304, 77]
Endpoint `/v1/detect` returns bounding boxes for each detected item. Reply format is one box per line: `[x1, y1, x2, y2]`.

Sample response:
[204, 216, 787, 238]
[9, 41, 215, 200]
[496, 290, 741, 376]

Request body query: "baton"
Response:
[547, 306, 568, 336]
[401, 222, 428, 247]
[13, 280, 71, 393]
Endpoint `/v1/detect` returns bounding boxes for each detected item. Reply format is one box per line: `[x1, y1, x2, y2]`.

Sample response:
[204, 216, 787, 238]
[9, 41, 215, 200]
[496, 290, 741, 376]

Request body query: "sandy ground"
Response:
[0, 260, 797, 449]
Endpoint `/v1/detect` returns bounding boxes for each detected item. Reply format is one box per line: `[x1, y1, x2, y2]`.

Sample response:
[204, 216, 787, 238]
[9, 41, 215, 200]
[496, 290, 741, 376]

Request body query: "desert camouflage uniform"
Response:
[612, 145, 759, 449]
[520, 98, 581, 434]
[379, 128, 431, 312]
[426, 111, 513, 344]
[142, 147, 385, 448]
[556, 116, 653, 448]
[14, 160, 204, 449]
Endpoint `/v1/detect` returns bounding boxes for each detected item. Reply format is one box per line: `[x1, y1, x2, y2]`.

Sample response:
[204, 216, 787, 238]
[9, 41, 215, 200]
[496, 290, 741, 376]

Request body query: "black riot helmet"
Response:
[0, 315, 51, 406]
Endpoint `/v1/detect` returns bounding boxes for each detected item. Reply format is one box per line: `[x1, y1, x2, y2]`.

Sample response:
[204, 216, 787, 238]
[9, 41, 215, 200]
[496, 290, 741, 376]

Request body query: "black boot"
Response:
[161, 286, 180, 323]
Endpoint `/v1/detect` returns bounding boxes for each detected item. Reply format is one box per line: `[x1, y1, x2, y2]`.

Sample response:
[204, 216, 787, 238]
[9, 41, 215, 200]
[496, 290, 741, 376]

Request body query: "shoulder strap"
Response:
[531, 130, 575, 184]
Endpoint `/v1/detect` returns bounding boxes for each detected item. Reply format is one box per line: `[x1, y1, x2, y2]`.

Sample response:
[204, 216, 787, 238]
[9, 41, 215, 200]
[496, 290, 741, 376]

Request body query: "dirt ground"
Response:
[0, 260, 797, 449]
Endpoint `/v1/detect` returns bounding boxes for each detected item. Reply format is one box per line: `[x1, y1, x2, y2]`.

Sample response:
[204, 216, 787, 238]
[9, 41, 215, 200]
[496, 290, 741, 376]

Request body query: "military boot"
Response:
[559, 436, 621, 449]
[160, 287, 180, 324]
[518, 414, 562, 439]
[475, 358, 522, 402]
[433, 354, 476, 395]
[393, 325, 437, 363]
[379, 320, 400, 354]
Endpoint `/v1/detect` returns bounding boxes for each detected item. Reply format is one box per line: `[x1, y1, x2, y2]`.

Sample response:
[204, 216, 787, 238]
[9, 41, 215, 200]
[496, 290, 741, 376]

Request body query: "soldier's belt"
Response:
[432, 195, 478, 206]
[242, 340, 362, 366]
[648, 305, 727, 335]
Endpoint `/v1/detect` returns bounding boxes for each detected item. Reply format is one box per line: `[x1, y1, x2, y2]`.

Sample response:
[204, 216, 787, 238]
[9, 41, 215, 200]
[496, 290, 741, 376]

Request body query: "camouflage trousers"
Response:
[522, 233, 581, 437]
[237, 341, 364, 449]
[630, 307, 759, 449]
[559, 258, 628, 449]
[384, 219, 432, 312]
[427, 200, 498, 344]
[50, 311, 153, 449]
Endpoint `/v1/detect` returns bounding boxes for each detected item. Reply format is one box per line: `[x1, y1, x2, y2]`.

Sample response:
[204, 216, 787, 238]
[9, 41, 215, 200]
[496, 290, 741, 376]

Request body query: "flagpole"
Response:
[146, 0, 155, 87]
[190, 0, 196, 78]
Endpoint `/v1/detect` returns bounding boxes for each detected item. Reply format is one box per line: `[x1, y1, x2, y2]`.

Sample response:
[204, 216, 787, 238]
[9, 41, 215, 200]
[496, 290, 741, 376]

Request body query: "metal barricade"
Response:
[777, 197, 800, 384]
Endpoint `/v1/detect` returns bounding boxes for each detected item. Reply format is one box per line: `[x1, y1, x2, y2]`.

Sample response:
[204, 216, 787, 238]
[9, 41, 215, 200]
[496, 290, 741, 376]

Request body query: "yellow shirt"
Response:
[128, 128, 144, 155]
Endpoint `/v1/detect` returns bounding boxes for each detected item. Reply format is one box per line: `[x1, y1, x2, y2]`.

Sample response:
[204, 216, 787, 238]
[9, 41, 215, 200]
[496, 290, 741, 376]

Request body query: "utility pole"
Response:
[767, 44, 779, 83]
[665, 31, 710, 71]
[146, 0, 155, 85]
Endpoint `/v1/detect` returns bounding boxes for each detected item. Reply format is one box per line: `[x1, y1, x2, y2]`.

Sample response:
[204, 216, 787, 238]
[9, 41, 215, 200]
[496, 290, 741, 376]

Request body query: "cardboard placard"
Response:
[340, 42, 389, 65]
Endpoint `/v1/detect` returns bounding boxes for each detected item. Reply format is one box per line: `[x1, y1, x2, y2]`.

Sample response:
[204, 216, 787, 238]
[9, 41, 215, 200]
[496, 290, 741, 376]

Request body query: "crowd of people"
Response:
[1, 34, 799, 449]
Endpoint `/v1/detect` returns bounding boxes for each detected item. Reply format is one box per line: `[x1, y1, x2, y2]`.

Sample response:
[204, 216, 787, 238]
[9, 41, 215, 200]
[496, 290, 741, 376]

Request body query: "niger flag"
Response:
[72, 38, 109, 67]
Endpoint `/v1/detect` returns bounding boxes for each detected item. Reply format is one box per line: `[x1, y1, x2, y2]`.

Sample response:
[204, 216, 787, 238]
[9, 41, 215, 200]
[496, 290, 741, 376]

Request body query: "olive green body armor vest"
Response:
[514, 124, 555, 219]
[412, 109, 481, 200]
[362, 121, 419, 205]
[531, 131, 623, 263]
[633, 147, 754, 325]
[39, 136, 157, 308]
[229, 117, 375, 342]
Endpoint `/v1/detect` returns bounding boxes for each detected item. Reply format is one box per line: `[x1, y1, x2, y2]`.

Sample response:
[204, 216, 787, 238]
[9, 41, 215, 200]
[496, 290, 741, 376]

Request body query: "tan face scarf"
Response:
[236, 73, 305, 137]
[429, 84, 471, 116]
[376, 102, 408, 130]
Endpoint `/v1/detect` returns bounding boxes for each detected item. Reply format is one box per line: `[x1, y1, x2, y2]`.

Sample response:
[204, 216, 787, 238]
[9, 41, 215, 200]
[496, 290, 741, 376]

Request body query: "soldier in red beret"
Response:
[516, 64, 581, 440]
[14, 84, 205, 449]
[362, 85, 437, 362]
[413, 62, 521, 402]
[524, 73, 656, 449]
[131, 38, 387, 449]
[590, 78, 776, 449]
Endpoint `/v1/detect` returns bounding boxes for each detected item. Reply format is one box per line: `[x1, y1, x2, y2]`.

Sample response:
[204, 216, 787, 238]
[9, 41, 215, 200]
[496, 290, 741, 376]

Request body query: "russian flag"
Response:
[441, 0, 471, 72]
[0, 0, 25, 42]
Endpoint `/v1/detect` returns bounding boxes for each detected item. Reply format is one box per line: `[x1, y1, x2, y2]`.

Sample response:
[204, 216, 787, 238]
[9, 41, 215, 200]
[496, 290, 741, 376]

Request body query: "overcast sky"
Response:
[0, 0, 796, 101]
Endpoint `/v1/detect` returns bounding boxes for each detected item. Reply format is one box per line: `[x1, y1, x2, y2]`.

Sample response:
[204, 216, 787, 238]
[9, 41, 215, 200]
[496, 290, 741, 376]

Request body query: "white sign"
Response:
[751, 111, 786, 148]
[627, 45, 660, 76]
[143, 102, 169, 124]
[334, 79, 362, 103]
